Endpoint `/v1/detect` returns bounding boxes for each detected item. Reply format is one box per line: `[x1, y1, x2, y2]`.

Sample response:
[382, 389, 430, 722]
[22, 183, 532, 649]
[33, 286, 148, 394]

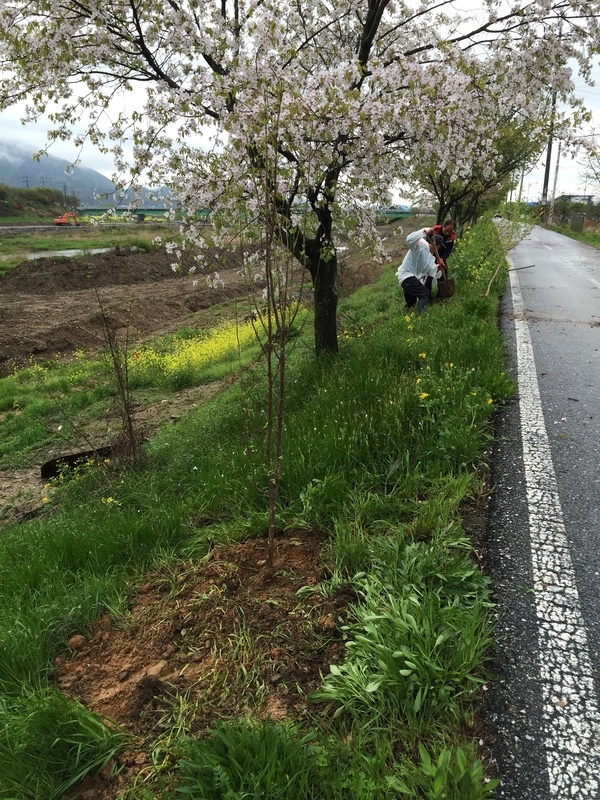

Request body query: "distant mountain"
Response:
[0, 141, 172, 208]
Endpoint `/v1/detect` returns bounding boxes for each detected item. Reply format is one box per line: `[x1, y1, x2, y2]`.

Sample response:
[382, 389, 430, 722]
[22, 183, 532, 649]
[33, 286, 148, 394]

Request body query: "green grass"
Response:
[0, 227, 166, 256]
[548, 222, 600, 249]
[0, 316, 268, 470]
[0, 216, 511, 798]
[0, 225, 175, 276]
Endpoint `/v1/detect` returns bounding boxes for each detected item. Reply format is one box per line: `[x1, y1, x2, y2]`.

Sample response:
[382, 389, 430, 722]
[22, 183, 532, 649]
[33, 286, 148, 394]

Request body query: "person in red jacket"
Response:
[425, 219, 456, 298]
[429, 219, 456, 271]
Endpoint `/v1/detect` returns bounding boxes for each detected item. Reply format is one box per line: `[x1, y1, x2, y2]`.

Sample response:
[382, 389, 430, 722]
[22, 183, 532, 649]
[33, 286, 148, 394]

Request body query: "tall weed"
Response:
[176, 719, 325, 799]
[389, 743, 500, 799]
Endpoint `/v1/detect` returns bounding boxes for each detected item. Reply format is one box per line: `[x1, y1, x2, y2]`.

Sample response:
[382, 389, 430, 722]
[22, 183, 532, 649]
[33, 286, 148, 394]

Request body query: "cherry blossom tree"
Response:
[578, 127, 600, 196]
[1, 0, 599, 352]
[401, 16, 593, 227]
[412, 113, 551, 227]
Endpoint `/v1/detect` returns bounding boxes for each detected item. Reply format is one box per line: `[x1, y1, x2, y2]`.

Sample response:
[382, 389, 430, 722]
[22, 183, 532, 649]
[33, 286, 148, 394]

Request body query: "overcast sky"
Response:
[0, 99, 125, 179]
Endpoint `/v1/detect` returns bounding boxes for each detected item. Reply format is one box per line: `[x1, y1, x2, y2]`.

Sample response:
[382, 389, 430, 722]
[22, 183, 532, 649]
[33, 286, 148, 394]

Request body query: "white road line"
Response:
[589, 276, 600, 289]
[509, 261, 600, 797]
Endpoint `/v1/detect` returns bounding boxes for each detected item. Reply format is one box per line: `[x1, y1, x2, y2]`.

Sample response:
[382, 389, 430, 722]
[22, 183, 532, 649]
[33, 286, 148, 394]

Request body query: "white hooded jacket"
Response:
[396, 229, 441, 286]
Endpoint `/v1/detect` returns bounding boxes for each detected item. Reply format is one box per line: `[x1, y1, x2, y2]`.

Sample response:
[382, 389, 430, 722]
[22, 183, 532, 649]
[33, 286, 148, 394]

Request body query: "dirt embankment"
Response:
[0, 247, 256, 377]
[0, 223, 410, 376]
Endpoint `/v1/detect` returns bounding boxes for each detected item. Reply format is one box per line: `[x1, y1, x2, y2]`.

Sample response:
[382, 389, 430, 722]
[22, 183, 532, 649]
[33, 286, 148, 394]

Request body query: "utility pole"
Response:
[540, 89, 557, 224]
[541, 19, 563, 224]
[22, 176, 30, 188]
[549, 139, 562, 224]
[517, 165, 525, 205]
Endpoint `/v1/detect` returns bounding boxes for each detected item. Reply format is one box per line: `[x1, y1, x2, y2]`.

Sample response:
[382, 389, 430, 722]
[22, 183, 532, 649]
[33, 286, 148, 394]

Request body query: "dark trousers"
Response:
[401, 276, 430, 311]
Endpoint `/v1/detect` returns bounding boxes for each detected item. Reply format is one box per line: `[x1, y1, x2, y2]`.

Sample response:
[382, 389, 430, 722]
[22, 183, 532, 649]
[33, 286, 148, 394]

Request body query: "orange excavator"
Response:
[53, 211, 79, 225]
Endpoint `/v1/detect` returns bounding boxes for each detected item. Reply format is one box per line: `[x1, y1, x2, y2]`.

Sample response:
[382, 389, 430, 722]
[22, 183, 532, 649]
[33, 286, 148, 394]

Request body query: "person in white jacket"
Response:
[396, 228, 443, 312]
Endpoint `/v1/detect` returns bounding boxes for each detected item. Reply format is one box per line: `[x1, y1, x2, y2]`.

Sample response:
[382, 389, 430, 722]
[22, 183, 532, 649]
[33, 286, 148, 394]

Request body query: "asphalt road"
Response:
[487, 225, 600, 798]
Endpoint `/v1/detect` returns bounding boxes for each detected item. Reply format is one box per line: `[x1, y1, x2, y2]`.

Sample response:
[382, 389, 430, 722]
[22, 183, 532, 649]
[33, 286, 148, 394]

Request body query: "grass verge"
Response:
[547, 222, 600, 248]
[0, 216, 511, 799]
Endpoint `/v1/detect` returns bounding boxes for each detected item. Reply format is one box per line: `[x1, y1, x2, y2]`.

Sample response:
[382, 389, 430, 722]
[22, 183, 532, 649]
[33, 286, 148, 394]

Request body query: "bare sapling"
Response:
[94, 289, 139, 463]
[245, 85, 307, 569]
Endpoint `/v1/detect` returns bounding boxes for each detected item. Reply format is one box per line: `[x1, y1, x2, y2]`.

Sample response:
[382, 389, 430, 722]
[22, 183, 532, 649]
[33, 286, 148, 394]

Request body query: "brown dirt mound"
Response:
[0, 246, 248, 295]
[0, 250, 180, 294]
[56, 530, 352, 798]
[0, 249, 257, 377]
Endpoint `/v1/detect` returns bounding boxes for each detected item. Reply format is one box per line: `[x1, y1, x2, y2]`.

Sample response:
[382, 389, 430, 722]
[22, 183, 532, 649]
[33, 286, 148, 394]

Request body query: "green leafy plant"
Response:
[388, 744, 500, 799]
[176, 719, 326, 799]
[0, 688, 124, 800]
[311, 534, 493, 731]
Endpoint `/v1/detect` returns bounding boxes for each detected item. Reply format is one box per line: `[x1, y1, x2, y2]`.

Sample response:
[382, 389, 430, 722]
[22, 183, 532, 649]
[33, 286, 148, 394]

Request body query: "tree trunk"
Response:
[274, 204, 339, 354]
[277, 223, 339, 354]
[306, 249, 339, 355]
[436, 207, 447, 224]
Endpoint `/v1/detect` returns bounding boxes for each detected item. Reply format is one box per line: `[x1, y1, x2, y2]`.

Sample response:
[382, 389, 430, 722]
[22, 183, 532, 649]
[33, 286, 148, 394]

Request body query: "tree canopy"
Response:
[1, 0, 599, 351]
[415, 120, 551, 227]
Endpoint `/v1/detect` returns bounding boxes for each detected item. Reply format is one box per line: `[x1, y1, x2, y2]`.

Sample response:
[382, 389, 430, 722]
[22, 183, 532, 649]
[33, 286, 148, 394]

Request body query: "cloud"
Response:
[0, 105, 119, 177]
[0, 138, 25, 166]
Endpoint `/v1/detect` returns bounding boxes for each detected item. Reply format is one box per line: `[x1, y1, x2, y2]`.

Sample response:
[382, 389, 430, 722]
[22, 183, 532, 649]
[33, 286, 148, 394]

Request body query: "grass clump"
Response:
[176, 719, 326, 799]
[0, 216, 511, 798]
[0, 688, 123, 799]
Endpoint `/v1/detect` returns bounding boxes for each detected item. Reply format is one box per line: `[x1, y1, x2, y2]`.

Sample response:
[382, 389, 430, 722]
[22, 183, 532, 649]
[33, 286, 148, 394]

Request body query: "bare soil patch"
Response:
[56, 530, 351, 798]
[0, 248, 254, 378]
